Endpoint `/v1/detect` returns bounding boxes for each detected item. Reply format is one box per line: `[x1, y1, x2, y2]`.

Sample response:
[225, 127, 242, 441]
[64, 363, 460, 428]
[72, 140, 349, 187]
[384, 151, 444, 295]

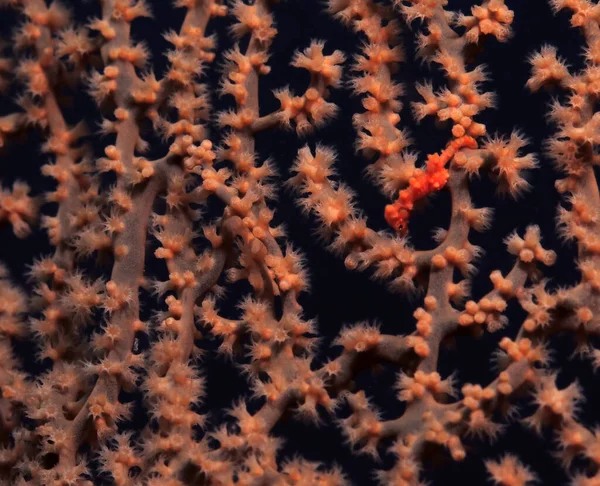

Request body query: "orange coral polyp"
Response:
[385, 135, 478, 234]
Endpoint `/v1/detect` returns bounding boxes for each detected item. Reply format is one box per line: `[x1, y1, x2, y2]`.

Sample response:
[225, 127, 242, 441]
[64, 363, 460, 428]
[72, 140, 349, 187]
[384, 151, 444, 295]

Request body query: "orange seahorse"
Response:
[384, 135, 478, 234]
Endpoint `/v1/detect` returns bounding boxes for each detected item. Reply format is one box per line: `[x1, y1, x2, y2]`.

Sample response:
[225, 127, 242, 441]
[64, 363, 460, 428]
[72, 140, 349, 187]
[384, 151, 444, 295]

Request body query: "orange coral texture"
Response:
[0, 0, 600, 486]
